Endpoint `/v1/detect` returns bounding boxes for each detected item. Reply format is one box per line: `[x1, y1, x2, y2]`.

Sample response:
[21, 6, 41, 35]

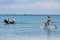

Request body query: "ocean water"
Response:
[0, 15, 60, 40]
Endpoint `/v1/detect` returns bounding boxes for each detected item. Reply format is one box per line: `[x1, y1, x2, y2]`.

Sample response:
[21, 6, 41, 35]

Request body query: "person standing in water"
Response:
[44, 16, 51, 27]
[11, 17, 15, 23]
[47, 16, 51, 25]
[47, 16, 51, 30]
[44, 16, 57, 30]
[8, 18, 10, 24]
[44, 16, 51, 30]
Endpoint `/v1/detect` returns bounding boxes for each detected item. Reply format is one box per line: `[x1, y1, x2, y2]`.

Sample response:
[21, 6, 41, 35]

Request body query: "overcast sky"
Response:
[0, 0, 60, 15]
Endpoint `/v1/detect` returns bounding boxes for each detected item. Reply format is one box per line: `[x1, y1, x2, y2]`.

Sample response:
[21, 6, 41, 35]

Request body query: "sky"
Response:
[0, 0, 60, 15]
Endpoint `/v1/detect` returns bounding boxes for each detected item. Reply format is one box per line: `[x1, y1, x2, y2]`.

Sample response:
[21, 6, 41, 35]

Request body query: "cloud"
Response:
[29, 2, 60, 9]
[0, 0, 60, 9]
[0, 1, 60, 14]
[0, 0, 31, 5]
[0, 1, 60, 9]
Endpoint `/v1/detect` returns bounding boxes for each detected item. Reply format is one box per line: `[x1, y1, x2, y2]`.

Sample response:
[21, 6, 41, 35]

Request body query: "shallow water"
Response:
[0, 15, 60, 40]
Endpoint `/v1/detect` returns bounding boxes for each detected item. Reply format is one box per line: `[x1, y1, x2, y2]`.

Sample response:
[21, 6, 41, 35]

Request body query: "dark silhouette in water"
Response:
[4, 19, 15, 24]
[47, 16, 51, 25]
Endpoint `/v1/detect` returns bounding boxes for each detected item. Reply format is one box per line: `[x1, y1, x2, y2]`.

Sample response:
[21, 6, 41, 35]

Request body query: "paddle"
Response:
[52, 22, 57, 29]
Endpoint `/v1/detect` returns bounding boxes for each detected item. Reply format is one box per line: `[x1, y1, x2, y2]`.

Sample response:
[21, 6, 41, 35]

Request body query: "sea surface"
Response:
[0, 15, 60, 40]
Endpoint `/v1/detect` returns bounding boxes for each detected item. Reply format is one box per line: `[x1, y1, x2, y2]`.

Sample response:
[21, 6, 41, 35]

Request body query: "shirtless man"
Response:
[44, 16, 51, 30]
[47, 16, 51, 25]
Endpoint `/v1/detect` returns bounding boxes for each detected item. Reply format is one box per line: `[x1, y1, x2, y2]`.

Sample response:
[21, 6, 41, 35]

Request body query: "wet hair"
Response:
[48, 16, 50, 18]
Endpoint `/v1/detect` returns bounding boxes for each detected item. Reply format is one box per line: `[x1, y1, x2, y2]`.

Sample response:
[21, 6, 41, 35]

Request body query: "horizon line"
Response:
[0, 14, 60, 16]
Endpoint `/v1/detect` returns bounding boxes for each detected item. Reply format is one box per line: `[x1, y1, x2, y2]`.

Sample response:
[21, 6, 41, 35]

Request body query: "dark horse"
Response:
[4, 19, 15, 24]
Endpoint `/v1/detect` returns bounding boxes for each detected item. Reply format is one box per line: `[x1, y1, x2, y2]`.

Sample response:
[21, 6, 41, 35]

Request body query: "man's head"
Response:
[48, 16, 50, 18]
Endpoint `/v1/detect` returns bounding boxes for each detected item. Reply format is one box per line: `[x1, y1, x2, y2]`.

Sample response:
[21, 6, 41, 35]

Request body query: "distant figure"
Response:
[8, 18, 10, 24]
[43, 16, 51, 30]
[11, 17, 15, 24]
[47, 16, 51, 25]
[4, 18, 10, 24]
[4, 17, 15, 24]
